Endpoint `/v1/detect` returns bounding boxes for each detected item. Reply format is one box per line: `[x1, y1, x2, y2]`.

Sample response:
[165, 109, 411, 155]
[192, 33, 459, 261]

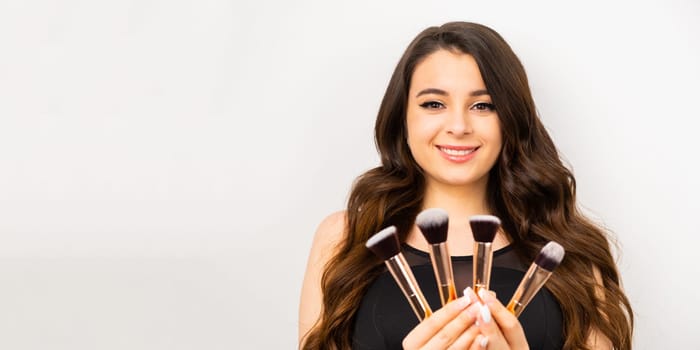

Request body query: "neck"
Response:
[406, 179, 509, 255]
[421, 180, 491, 216]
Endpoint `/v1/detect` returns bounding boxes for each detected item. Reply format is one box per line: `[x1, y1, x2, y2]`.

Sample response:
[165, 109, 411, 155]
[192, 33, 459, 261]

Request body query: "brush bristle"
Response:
[534, 241, 565, 271]
[469, 215, 501, 242]
[366, 226, 400, 260]
[415, 208, 449, 244]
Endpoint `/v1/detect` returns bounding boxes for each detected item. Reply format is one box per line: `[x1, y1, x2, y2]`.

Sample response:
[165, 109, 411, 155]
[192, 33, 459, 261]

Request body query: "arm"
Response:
[298, 211, 346, 347]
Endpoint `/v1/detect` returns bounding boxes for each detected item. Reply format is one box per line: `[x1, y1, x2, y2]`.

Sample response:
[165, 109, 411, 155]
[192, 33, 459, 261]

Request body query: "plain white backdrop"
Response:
[0, 0, 698, 348]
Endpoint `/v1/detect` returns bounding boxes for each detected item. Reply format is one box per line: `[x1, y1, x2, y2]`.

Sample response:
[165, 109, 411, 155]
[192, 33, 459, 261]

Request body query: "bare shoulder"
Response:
[306, 210, 347, 262]
[312, 210, 347, 245]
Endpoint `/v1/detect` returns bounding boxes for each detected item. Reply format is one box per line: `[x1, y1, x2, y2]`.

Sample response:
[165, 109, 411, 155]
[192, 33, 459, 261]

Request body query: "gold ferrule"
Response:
[473, 242, 494, 292]
[429, 242, 456, 306]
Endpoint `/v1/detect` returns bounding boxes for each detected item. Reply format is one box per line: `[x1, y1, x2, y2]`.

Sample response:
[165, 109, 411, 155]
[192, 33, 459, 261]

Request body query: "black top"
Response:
[352, 244, 564, 349]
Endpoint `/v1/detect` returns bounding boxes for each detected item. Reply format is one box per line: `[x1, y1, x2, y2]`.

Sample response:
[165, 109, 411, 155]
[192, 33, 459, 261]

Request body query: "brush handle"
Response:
[428, 243, 457, 306]
[385, 254, 433, 320]
[473, 242, 494, 295]
[506, 263, 553, 317]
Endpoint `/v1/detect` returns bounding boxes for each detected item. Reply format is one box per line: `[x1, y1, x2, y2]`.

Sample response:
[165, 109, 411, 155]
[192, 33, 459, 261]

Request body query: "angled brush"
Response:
[366, 226, 432, 320]
[507, 241, 565, 317]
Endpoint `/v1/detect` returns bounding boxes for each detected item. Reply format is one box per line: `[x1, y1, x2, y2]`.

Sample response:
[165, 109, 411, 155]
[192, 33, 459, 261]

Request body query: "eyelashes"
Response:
[419, 101, 445, 109]
[472, 102, 496, 111]
[418, 101, 496, 111]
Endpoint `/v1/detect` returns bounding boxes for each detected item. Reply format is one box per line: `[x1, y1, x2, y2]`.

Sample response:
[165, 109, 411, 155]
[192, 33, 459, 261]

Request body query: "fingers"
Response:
[449, 325, 481, 350]
[402, 293, 474, 349]
[403, 290, 489, 350]
[467, 334, 489, 350]
[403, 287, 530, 350]
[421, 302, 482, 349]
[476, 289, 529, 350]
[458, 288, 493, 350]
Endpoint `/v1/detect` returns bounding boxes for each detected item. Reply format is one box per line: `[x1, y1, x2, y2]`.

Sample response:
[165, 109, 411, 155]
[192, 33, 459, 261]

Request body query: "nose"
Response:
[446, 108, 472, 136]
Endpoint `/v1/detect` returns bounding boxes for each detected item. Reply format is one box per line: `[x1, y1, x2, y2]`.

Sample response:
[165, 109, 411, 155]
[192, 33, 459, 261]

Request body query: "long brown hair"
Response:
[302, 22, 633, 350]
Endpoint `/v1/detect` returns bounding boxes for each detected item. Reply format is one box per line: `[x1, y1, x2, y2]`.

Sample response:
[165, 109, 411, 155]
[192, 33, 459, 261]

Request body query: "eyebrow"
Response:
[415, 88, 490, 98]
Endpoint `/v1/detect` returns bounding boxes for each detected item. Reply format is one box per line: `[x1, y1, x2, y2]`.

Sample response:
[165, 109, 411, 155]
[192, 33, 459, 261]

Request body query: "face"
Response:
[406, 49, 502, 191]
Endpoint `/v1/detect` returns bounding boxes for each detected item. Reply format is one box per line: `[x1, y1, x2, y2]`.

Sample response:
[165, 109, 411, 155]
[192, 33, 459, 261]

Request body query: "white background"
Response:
[1, 0, 698, 348]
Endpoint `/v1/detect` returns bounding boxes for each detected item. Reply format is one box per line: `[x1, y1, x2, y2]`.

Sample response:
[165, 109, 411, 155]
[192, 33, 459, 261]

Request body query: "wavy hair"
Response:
[302, 22, 633, 350]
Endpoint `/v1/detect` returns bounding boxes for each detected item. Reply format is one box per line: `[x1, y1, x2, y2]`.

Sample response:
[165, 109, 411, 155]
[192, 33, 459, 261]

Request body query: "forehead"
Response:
[409, 49, 487, 94]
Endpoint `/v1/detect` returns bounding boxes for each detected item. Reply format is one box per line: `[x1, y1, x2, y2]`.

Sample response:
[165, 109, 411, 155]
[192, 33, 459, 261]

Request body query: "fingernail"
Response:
[478, 288, 489, 302]
[463, 286, 474, 297]
[455, 294, 471, 309]
[480, 303, 491, 323]
[479, 335, 489, 347]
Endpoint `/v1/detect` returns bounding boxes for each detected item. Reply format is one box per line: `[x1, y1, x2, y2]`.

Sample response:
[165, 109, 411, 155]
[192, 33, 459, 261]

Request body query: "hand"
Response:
[463, 288, 529, 350]
[402, 291, 483, 349]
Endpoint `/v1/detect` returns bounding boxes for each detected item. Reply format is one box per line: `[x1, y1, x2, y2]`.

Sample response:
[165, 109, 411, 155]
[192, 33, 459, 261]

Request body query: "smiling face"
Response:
[406, 49, 502, 192]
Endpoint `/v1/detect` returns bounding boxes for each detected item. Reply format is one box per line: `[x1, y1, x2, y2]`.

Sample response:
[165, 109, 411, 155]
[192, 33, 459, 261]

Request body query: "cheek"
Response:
[492, 127, 503, 150]
[407, 113, 442, 141]
[484, 118, 502, 147]
[491, 128, 504, 160]
[406, 130, 421, 159]
[405, 117, 433, 164]
[405, 115, 422, 148]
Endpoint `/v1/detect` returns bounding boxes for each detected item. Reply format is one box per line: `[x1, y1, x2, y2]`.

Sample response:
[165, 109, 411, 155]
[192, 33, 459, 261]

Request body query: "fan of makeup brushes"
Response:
[365, 208, 565, 320]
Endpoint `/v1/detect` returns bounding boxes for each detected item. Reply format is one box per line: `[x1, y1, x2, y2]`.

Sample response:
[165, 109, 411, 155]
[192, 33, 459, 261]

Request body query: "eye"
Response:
[471, 102, 496, 112]
[419, 101, 445, 110]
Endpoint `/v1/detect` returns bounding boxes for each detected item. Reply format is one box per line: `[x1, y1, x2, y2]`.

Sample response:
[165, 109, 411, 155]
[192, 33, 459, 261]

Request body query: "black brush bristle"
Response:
[534, 241, 565, 271]
[415, 208, 449, 244]
[469, 215, 501, 243]
[366, 226, 401, 260]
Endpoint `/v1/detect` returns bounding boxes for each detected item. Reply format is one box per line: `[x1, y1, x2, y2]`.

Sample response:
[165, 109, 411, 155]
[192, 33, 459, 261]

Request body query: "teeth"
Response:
[439, 147, 475, 156]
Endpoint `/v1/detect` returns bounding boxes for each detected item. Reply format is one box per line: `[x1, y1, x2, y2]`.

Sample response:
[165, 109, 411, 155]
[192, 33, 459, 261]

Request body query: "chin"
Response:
[438, 178, 484, 188]
[432, 172, 490, 188]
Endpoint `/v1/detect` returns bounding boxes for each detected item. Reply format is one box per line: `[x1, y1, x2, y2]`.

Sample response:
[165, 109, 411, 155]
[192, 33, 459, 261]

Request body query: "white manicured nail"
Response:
[480, 303, 491, 323]
[479, 335, 489, 347]
[455, 294, 471, 309]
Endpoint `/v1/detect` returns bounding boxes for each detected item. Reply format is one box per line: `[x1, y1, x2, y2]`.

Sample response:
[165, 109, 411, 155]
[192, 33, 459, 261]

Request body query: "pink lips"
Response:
[436, 145, 479, 163]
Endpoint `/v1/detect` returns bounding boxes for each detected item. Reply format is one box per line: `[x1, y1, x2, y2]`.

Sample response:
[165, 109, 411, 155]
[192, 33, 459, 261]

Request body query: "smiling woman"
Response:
[299, 22, 633, 350]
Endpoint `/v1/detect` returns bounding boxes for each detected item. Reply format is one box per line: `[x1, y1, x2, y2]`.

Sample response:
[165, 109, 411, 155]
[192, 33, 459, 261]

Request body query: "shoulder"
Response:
[305, 210, 349, 268]
[314, 210, 347, 241]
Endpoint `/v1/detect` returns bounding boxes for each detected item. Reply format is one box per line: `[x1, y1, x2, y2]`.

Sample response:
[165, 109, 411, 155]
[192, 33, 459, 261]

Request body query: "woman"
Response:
[299, 22, 633, 349]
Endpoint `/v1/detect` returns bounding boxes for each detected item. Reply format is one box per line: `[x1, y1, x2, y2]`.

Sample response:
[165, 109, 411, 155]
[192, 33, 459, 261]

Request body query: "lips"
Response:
[436, 145, 479, 162]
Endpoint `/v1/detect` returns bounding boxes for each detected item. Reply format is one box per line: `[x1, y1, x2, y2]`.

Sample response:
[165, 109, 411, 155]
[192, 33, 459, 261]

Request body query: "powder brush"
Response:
[469, 215, 501, 296]
[416, 208, 456, 306]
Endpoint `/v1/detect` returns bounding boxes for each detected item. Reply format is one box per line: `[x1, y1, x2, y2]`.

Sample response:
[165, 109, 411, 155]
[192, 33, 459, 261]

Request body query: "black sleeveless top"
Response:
[352, 244, 564, 349]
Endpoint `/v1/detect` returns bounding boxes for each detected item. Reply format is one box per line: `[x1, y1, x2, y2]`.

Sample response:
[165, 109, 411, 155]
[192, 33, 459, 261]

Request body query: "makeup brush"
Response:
[507, 241, 565, 317]
[366, 226, 432, 320]
[415, 208, 456, 306]
[469, 215, 501, 296]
